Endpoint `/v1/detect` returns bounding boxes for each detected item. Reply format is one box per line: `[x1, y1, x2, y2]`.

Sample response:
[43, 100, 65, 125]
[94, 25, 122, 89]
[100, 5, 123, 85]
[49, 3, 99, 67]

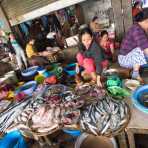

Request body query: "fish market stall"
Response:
[0, 60, 147, 148]
[1, 83, 130, 147]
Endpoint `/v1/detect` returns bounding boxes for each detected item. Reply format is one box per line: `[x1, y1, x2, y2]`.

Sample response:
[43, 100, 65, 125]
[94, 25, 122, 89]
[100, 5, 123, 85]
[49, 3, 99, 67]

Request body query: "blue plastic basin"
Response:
[132, 85, 148, 113]
[64, 63, 76, 76]
[63, 129, 81, 137]
[16, 81, 37, 96]
[22, 66, 39, 77]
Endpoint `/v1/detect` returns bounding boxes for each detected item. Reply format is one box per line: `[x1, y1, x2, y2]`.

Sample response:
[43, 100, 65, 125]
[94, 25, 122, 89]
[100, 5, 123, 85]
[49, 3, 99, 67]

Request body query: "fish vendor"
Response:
[76, 27, 109, 87]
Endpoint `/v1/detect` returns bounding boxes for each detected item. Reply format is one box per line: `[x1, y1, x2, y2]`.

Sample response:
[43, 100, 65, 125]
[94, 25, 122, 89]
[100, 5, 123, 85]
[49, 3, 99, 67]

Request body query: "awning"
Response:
[1, 0, 86, 26]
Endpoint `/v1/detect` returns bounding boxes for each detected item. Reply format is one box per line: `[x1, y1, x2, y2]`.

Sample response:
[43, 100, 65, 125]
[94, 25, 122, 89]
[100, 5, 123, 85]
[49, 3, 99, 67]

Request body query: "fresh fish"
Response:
[54, 107, 61, 123]
[113, 107, 118, 115]
[94, 109, 101, 120]
[101, 120, 110, 134]
[21, 116, 28, 123]
[80, 94, 130, 136]
[80, 120, 85, 130]
[120, 104, 125, 119]
[86, 122, 98, 136]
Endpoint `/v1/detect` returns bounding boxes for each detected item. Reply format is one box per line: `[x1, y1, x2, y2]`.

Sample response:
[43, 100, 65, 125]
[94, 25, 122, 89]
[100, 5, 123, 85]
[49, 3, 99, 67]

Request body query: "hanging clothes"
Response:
[41, 15, 49, 32]
[19, 23, 29, 37]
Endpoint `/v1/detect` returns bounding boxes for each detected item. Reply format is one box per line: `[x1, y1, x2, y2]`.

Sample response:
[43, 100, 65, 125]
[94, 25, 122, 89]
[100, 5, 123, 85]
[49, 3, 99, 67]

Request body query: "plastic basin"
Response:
[63, 129, 81, 137]
[22, 66, 39, 77]
[132, 85, 148, 113]
[16, 81, 37, 96]
[37, 67, 46, 74]
[64, 63, 77, 76]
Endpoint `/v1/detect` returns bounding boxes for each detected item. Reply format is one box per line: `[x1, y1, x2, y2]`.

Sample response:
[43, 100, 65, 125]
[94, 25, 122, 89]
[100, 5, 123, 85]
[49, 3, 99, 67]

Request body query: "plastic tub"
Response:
[42, 71, 52, 78]
[63, 129, 81, 137]
[124, 79, 140, 91]
[22, 66, 38, 77]
[64, 63, 77, 76]
[37, 67, 52, 78]
[34, 75, 45, 84]
[16, 81, 37, 96]
[132, 85, 148, 113]
[37, 67, 46, 74]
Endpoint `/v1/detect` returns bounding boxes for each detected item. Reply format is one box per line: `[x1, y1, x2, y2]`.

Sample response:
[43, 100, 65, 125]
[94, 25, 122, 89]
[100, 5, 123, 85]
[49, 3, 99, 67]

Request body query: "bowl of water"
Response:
[132, 85, 148, 113]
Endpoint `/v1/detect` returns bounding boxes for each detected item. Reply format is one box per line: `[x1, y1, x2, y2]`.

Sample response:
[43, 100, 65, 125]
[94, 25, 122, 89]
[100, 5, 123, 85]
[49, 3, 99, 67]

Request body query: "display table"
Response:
[114, 96, 148, 148]
[119, 72, 148, 148]
[125, 99, 148, 148]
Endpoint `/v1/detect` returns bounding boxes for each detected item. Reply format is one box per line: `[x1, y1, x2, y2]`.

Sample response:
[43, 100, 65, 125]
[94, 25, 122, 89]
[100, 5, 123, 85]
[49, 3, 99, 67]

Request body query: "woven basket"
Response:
[80, 101, 131, 137]
[20, 113, 61, 139]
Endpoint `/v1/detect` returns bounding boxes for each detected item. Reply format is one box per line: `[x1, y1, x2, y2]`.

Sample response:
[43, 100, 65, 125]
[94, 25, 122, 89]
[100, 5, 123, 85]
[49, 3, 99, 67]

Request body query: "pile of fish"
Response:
[14, 108, 34, 124]
[12, 84, 83, 134]
[43, 84, 84, 109]
[29, 106, 60, 133]
[0, 100, 12, 113]
[80, 95, 130, 136]
[1, 83, 127, 136]
[0, 98, 32, 133]
[0, 85, 48, 133]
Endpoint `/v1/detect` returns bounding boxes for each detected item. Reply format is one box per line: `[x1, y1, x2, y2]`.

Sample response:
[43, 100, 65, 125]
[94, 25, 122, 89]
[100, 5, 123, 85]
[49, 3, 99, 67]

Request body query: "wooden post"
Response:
[75, 4, 85, 25]
[111, 0, 124, 40]
[122, 0, 133, 33]
[111, 0, 133, 39]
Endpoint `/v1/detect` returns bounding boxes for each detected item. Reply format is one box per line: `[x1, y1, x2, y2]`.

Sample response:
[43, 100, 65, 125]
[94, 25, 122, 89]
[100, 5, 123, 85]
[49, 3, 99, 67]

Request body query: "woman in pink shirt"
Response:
[99, 30, 115, 61]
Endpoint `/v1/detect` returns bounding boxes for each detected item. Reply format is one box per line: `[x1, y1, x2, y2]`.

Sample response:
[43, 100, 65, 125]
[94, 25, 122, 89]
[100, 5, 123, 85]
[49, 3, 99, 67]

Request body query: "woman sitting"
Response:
[26, 38, 60, 66]
[76, 27, 108, 87]
[26, 38, 54, 58]
[26, 38, 49, 66]
[132, 1, 143, 18]
[99, 30, 115, 61]
[118, 8, 148, 83]
[26, 38, 37, 58]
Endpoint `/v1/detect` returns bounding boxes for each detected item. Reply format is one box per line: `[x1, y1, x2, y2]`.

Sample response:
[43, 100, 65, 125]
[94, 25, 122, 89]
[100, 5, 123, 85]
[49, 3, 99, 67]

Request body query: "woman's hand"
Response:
[97, 75, 102, 87]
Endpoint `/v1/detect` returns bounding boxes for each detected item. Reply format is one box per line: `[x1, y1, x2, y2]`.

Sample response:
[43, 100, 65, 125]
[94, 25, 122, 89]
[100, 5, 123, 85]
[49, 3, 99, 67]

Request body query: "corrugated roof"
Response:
[1, 0, 56, 19]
